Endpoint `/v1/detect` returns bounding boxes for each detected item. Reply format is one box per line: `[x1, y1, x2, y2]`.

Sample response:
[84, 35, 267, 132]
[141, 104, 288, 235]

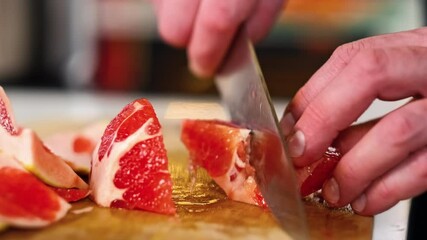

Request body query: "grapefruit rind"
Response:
[0, 127, 88, 189]
[0, 86, 88, 189]
[44, 121, 107, 174]
[0, 155, 71, 228]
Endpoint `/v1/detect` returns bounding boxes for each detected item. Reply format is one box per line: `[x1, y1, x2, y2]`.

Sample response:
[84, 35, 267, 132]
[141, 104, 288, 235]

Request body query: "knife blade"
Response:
[214, 26, 309, 239]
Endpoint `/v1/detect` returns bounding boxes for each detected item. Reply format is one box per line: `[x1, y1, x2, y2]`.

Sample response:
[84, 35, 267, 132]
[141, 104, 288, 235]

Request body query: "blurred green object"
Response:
[263, 0, 424, 48]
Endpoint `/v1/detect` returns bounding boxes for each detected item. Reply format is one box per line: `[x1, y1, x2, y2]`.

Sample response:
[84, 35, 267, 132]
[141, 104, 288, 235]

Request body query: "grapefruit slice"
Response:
[50, 187, 91, 203]
[181, 119, 266, 207]
[0, 87, 18, 135]
[44, 121, 107, 174]
[0, 154, 70, 228]
[0, 86, 87, 189]
[181, 119, 342, 206]
[90, 98, 176, 215]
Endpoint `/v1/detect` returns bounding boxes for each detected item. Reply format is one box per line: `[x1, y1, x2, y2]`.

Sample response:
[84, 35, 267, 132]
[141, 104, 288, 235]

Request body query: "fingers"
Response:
[333, 119, 378, 154]
[246, 0, 285, 43]
[188, 0, 257, 77]
[322, 99, 427, 212]
[284, 27, 427, 120]
[152, 0, 285, 77]
[156, 0, 201, 47]
[287, 46, 427, 167]
[353, 147, 427, 215]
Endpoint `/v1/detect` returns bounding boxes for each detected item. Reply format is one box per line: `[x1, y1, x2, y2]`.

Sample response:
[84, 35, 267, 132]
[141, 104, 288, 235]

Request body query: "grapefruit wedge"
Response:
[44, 121, 107, 174]
[0, 154, 70, 228]
[181, 120, 266, 207]
[181, 119, 342, 206]
[0, 87, 87, 190]
[90, 98, 176, 215]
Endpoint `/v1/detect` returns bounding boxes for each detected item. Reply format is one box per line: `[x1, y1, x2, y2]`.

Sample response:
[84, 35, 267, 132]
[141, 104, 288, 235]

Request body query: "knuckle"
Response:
[332, 40, 368, 65]
[411, 149, 427, 183]
[376, 180, 395, 201]
[339, 161, 361, 185]
[294, 88, 313, 110]
[409, 27, 427, 42]
[204, 4, 239, 34]
[304, 102, 332, 129]
[384, 112, 418, 148]
[352, 49, 390, 85]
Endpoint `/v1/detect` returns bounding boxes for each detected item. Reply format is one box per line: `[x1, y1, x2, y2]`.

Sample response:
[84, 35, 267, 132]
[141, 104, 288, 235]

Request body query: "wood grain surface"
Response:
[1, 121, 372, 240]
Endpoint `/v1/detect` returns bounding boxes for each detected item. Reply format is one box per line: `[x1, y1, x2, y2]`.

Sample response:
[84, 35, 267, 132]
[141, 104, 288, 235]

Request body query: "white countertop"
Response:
[4, 87, 411, 240]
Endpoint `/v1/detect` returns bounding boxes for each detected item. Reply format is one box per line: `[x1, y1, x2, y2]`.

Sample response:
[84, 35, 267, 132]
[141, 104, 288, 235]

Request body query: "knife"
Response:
[214, 26, 309, 239]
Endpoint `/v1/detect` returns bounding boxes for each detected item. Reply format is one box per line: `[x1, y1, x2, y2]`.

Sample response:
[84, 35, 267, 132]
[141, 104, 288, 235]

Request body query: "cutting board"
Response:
[1, 120, 372, 240]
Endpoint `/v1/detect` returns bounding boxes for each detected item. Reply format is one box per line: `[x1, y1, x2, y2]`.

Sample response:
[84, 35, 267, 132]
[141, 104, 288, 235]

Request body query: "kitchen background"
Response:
[0, 0, 426, 98]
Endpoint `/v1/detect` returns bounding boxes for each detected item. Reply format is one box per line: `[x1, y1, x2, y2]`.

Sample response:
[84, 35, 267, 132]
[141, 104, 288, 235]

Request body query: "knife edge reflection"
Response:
[214, 26, 309, 239]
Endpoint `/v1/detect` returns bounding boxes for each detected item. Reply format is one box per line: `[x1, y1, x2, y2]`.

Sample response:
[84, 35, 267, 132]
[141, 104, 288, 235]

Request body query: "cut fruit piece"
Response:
[0, 87, 18, 135]
[50, 187, 91, 203]
[0, 127, 88, 189]
[44, 121, 107, 174]
[181, 119, 343, 206]
[181, 119, 266, 207]
[0, 86, 88, 189]
[0, 154, 71, 228]
[90, 98, 176, 215]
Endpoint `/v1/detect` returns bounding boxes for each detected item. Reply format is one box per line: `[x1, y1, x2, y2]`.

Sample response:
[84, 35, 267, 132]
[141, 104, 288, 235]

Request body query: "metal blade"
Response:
[214, 27, 309, 239]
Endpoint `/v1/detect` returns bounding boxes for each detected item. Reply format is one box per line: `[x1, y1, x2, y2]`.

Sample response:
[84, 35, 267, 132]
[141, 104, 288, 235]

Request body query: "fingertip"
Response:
[158, 20, 190, 48]
[156, 0, 200, 48]
[351, 194, 367, 213]
[280, 112, 296, 137]
[323, 177, 340, 205]
[288, 130, 305, 158]
[189, 60, 214, 79]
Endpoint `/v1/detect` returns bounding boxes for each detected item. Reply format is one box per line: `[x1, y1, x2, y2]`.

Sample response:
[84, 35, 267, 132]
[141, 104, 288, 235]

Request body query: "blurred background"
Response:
[0, 0, 426, 98]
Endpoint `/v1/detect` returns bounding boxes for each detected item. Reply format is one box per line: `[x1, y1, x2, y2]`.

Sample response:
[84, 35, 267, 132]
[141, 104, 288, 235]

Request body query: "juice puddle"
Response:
[168, 150, 227, 214]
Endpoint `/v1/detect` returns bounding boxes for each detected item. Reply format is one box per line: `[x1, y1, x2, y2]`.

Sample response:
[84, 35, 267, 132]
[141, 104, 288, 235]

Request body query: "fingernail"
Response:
[281, 112, 295, 136]
[323, 178, 340, 204]
[287, 130, 305, 157]
[352, 194, 366, 213]
[189, 61, 210, 79]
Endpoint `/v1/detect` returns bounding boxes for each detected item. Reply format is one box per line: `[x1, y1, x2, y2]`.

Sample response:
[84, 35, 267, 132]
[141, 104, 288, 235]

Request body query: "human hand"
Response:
[150, 0, 285, 78]
[280, 27, 427, 215]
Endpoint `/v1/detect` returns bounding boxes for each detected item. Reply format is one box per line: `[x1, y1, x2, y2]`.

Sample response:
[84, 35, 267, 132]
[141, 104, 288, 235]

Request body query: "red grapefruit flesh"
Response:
[0, 87, 18, 135]
[90, 99, 176, 215]
[181, 119, 267, 207]
[0, 155, 70, 228]
[0, 86, 88, 189]
[181, 119, 343, 206]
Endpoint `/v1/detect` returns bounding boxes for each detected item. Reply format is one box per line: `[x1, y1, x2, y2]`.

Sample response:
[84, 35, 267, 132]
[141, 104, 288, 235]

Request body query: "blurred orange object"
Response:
[283, 0, 381, 27]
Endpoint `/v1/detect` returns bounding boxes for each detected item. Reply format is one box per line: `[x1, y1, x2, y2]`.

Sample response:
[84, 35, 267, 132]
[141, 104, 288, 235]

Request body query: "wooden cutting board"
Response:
[1, 121, 372, 240]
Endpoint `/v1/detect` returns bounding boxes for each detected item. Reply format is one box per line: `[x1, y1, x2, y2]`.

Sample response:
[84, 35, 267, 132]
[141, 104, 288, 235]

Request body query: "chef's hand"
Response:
[150, 0, 285, 78]
[280, 27, 427, 216]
